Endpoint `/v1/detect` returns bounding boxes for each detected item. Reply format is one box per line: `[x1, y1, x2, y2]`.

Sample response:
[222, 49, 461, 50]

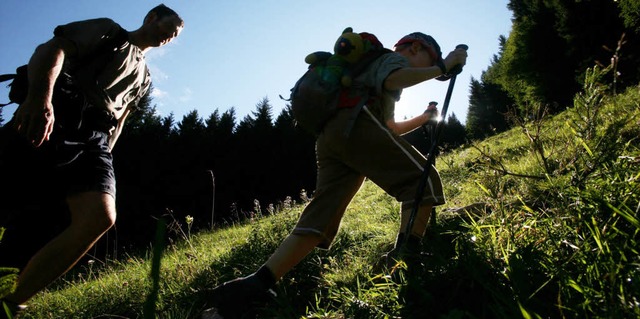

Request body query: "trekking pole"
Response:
[403, 44, 468, 243]
[421, 101, 439, 225]
[428, 116, 439, 228]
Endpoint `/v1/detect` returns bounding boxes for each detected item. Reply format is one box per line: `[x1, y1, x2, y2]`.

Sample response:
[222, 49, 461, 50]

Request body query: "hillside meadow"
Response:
[3, 65, 639, 318]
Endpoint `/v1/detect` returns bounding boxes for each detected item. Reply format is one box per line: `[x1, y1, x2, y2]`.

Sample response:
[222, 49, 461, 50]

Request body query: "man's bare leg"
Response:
[7, 191, 116, 304]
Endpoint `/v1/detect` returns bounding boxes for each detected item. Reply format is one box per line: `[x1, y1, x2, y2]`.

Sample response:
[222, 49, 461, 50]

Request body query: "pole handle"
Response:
[446, 44, 469, 76]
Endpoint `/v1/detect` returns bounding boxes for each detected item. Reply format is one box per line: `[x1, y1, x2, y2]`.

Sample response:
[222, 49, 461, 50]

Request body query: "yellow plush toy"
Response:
[334, 27, 364, 63]
[304, 27, 365, 87]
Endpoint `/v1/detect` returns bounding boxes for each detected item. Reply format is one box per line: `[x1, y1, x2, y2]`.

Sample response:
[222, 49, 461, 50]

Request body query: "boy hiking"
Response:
[0, 4, 183, 315]
[205, 31, 467, 318]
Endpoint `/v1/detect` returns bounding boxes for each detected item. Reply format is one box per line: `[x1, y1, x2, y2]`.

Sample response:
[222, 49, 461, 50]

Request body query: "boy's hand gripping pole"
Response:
[402, 44, 468, 245]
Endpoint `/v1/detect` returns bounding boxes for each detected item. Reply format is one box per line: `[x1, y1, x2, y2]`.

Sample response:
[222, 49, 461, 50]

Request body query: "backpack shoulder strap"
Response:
[340, 48, 393, 137]
[66, 25, 129, 74]
[0, 73, 18, 104]
[350, 48, 393, 77]
[59, 25, 129, 101]
[0, 66, 27, 107]
[98, 25, 129, 54]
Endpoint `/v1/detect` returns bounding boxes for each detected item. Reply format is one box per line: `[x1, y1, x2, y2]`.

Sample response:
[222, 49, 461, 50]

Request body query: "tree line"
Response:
[465, 0, 640, 139]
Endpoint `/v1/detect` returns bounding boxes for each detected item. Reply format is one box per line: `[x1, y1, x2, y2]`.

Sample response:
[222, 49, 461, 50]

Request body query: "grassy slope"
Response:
[16, 70, 640, 318]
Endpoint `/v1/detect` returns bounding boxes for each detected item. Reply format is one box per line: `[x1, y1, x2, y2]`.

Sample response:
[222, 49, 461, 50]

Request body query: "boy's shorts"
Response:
[292, 106, 445, 248]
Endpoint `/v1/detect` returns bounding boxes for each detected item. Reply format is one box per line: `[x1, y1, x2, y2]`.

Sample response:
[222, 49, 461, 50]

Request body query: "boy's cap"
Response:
[394, 32, 442, 60]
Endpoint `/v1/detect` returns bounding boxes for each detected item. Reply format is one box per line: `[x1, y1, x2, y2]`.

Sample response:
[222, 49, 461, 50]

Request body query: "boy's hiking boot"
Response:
[378, 233, 425, 280]
[203, 273, 277, 319]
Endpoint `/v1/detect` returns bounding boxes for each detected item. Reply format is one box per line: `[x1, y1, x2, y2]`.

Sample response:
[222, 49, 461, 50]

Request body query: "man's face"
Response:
[146, 14, 183, 47]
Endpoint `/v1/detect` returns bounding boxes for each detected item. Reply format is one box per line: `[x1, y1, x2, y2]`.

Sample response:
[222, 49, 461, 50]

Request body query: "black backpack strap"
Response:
[0, 67, 26, 107]
[62, 25, 129, 75]
[350, 48, 393, 77]
[342, 90, 370, 137]
[0, 73, 16, 83]
[0, 73, 17, 106]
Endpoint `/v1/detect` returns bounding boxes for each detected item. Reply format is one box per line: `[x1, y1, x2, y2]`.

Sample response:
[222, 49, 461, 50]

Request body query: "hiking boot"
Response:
[204, 275, 277, 319]
[378, 233, 427, 282]
[200, 307, 225, 319]
[380, 245, 400, 268]
[382, 233, 424, 266]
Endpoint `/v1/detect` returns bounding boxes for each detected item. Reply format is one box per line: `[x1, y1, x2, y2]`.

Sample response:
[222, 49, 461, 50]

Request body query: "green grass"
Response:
[7, 65, 640, 318]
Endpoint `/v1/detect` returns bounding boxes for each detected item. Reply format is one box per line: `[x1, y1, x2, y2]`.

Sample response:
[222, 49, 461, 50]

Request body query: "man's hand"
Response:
[12, 99, 55, 147]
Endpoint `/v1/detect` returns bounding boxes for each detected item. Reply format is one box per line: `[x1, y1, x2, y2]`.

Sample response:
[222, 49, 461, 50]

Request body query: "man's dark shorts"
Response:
[0, 124, 116, 203]
[0, 124, 115, 267]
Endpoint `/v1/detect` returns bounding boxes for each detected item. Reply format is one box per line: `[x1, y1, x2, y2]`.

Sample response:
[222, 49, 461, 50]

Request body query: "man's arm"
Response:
[12, 36, 77, 147]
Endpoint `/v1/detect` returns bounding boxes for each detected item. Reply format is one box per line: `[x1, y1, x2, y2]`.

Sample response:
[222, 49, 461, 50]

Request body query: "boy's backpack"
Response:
[0, 26, 128, 108]
[282, 27, 392, 136]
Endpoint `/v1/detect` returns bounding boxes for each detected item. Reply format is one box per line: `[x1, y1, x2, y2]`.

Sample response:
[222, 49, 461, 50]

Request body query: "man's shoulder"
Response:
[82, 18, 125, 31]
[75, 17, 118, 26]
[56, 18, 124, 34]
[54, 18, 127, 49]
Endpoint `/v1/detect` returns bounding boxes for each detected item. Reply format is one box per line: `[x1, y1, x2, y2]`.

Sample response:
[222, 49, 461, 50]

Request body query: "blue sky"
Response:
[0, 0, 513, 126]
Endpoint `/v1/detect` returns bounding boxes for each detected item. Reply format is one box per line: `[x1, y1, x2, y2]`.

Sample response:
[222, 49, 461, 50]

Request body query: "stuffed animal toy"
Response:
[304, 27, 365, 87]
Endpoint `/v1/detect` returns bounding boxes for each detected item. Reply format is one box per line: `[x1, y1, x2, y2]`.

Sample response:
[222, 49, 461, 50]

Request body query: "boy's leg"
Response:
[384, 202, 433, 267]
[206, 157, 365, 317]
[344, 108, 444, 268]
[265, 233, 323, 280]
[400, 202, 433, 239]
[205, 234, 323, 318]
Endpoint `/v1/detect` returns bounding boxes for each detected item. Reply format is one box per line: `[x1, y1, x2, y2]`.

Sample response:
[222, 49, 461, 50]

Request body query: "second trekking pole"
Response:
[402, 44, 468, 246]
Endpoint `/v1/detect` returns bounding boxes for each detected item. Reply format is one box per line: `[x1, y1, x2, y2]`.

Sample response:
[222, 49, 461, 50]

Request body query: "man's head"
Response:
[394, 32, 442, 68]
[140, 4, 184, 48]
[144, 4, 184, 25]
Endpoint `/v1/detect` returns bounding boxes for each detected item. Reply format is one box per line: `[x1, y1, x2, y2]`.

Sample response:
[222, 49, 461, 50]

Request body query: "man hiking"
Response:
[0, 4, 183, 316]
[205, 31, 467, 318]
